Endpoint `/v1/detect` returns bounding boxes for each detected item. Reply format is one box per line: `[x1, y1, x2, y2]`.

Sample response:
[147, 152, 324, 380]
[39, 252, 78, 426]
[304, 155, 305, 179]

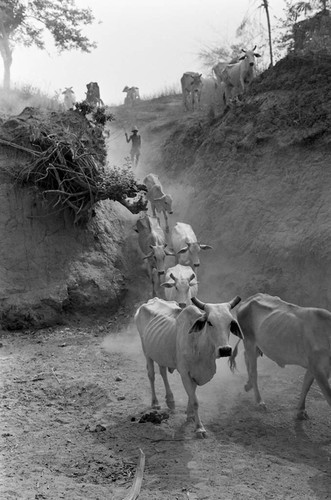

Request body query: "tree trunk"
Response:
[262, 0, 274, 67]
[0, 30, 13, 89]
[3, 56, 12, 89]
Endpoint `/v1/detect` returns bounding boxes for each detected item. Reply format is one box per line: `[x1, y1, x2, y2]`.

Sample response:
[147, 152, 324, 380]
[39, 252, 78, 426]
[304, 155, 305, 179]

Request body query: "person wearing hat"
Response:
[125, 126, 141, 167]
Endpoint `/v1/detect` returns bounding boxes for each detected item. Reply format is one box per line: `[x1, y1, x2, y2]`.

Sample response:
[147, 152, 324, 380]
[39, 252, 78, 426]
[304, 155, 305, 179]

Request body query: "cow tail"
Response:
[228, 339, 241, 372]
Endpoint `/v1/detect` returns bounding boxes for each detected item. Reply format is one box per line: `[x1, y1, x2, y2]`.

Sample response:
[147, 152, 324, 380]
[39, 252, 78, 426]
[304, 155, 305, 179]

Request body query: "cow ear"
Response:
[239, 55, 246, 60]
[200, 244, 212, 250]
[188, 316, 207, 334]
[165, 249, 176, 256]
[161, 282, 174, 288]
[177, 246, 189, 254]
[254, 53, 261, 58]
[230, 320, 244, 339]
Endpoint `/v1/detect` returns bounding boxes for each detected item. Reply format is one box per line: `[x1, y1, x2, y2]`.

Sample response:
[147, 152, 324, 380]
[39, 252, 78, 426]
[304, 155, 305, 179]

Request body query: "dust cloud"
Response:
[102, 104, 268, 419]
[101, 321, 144, 363]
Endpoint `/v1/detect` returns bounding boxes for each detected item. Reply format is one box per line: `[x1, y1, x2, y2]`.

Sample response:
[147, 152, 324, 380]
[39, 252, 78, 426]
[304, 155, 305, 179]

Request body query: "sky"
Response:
[9, 0, 286, 105]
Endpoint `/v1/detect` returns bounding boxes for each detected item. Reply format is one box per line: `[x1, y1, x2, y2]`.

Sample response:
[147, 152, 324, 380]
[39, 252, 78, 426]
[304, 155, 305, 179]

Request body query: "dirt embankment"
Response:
[0, 109, 144, 329]
[141, 53, 331, 309]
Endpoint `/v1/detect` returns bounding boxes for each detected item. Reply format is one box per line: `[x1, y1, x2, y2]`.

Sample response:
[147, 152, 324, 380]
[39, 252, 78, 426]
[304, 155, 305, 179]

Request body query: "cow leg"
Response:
[297, 370, 314, 420]
[151, 268, 158, 297]
[146, 357, 160, 409]
[159, 366, 175, 410]
[197, 91, 201, 110]
[180, 372, 206, 438]
[192, 91, 197, 111]
[183, 91, 189, 110]
[163, 210, 169, 233]
[224, 85, 232, 107]
[150, 203, 157, 217]
[244, 342, 266, 410]
[310, 352, 331, 408]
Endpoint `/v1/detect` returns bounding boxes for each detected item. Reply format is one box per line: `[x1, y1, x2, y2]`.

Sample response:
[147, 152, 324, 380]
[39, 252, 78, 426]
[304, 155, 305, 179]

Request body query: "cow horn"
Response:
[229, 296, 241, 309]
[189, 274, 196, 282]
[253, 45, 257, 51]
[241, 48, 246, 53]
[191, 297, 206, 310]
[169, 273, 177, 282]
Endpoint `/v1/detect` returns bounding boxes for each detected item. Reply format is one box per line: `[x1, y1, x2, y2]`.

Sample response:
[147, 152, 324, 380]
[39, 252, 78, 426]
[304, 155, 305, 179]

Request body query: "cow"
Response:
[134, 213, 175, 297]
[62, 87, 76, 110]
[212, 57, 237, 87]
[180, 72, 203, 111]
[220, 47, 261, 106]
[143, 173, 173, 233]
[171, 222, 212, 277]
[135, 295, 243, 437]
[85, 82, 104, 107]
[229, 293, 331, 420]
[123, 86, 140, 106]
[161, 264, 198, 308]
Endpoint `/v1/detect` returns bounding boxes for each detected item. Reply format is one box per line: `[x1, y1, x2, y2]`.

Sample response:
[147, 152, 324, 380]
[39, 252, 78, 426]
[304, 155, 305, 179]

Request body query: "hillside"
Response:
[111, 52, 331, 310]
[0, 52, 330, 328]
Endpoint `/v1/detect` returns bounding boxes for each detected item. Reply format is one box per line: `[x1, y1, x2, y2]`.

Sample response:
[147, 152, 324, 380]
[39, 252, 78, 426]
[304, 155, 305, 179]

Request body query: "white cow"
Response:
[143, 173, 173, 233]
[123, 86, 140, 106]
[180, 72, 203, 111]
[229, 293, 331, 420]
[134, 213, 175, 297]
[171, 222, 212, 276]
[220, 47, 261, 106]
[161, 264, 198, 308]
[135, 295, 243, 437]
[62, 87, 76, 110]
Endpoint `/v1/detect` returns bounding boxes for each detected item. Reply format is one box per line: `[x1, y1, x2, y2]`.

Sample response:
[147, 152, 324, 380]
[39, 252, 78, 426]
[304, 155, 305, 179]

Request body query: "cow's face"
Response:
[239, 49, 261, 67]
[149, 244, 167, 274]
[164, 194, 173, 214]
[189, 303, 243, 358]
[162, 272, 196, 308]
[192, 74, 203, 90]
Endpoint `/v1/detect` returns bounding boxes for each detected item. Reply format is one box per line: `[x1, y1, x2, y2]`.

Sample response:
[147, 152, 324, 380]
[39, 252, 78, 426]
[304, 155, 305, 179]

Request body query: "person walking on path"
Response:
[125, 126, 141, 168]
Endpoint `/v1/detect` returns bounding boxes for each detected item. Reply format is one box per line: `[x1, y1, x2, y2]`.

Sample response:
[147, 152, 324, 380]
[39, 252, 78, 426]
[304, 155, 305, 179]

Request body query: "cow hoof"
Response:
[258, 402, 267, 411]
[297, 410, 309, 420]
[244, 382, 252, 392]
[196, 428, 207, 439]
[166, 399, 175, 410]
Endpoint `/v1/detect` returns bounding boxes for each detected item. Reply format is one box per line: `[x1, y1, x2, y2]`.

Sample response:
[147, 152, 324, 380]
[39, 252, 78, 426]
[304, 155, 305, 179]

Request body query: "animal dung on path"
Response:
[138, 410, 169, 424]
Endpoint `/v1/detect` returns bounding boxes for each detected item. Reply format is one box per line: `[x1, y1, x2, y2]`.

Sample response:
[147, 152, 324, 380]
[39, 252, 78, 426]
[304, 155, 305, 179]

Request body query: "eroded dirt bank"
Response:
[133, 53, 331, 310]
[0, 109, 145, 329]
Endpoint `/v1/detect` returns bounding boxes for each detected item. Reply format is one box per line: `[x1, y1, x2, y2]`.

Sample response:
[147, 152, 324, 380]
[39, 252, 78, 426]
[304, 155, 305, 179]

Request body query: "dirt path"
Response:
[1, 315, 330, 500]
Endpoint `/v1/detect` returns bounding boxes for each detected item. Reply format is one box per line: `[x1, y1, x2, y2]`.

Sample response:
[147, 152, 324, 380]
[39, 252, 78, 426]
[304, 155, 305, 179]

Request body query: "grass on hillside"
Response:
[0, 84, 62, 117]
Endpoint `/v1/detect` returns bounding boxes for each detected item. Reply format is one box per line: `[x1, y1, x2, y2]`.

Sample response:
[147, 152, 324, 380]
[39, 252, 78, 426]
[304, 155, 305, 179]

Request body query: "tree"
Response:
[275, 0, 330, 53]
[0, 0, 96, 89]
[261, 0, 274, 66]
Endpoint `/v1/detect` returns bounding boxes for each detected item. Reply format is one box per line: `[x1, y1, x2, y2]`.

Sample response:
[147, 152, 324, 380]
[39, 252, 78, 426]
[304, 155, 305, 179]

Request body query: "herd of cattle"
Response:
[62, 81, 104, 110]
[61, 45, 260, 112]
[134, 173, 331, 438]
[181, 46, 261, 111]
[62, 82, 140, 110]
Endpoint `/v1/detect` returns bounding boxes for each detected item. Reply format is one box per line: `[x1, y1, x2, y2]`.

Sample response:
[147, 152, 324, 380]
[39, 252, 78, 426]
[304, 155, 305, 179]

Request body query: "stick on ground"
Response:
[122, 448, 145, 500]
